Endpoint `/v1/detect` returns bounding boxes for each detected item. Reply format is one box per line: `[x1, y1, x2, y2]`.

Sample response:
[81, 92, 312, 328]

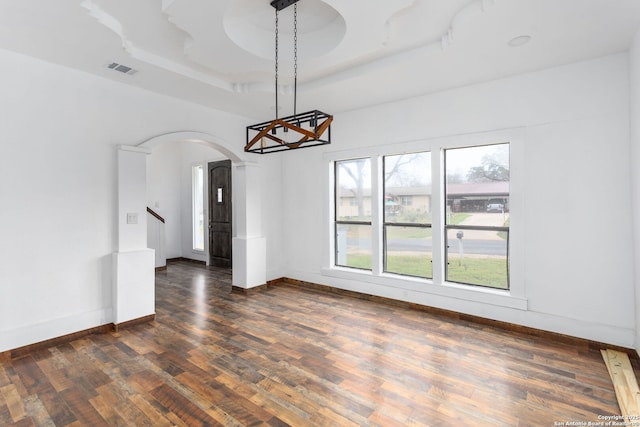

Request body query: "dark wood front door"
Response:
[208, 160, 232, 268]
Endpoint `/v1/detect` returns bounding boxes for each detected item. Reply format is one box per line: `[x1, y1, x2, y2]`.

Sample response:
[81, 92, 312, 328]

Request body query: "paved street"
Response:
[346, 212, 510, 255]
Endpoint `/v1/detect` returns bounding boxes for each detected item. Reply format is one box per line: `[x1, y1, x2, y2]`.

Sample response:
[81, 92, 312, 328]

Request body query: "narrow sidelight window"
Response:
[192, 164, 205, 251]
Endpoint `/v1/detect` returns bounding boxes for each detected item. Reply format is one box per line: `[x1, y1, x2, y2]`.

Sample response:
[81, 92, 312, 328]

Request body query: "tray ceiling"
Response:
[0, 0, 639, 119]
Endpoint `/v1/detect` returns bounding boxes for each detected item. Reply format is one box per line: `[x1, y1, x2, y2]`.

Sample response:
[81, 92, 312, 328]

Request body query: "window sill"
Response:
[321, 267, 527, 310]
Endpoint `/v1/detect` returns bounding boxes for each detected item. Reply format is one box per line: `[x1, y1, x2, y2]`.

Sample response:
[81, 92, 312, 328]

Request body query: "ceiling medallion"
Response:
[245, 0, 332, 154]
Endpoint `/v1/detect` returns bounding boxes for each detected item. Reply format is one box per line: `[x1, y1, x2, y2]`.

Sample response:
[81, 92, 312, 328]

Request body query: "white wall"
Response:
[253, 153, 283, 280]
[146, 140, 221, 262]
[147, 142, 183, 259]
[0, 48, 255, 352]
[147, 212, 166, 268]
[281, 53, 635, 347]
[630, 30, 640, 354]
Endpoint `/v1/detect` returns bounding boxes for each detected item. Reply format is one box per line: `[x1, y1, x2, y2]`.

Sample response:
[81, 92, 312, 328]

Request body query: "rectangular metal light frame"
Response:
[245, 109, 332, 154]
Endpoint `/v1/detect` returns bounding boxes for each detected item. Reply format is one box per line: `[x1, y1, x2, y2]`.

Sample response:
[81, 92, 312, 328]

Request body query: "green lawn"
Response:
[446, 256, 508, 289]
[340, 212, 508, 288]
[386, 254, 433, 278]
[344, 254, 372, 270]
[343, 253, 507, 289]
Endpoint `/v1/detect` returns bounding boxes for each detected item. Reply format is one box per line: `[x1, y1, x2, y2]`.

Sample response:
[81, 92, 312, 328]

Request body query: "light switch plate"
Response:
[126, 213, 138, 224]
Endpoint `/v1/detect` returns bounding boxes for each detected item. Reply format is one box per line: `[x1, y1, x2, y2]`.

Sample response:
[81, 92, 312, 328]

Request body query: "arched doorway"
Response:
[113, 131, 266, 325]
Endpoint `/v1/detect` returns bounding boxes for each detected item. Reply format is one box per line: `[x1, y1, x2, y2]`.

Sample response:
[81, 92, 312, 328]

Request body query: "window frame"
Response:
[382, 152, 433, 279]
[323, 128, 527, 311]
[443, 143, 511, 290]
[334, 158, 373, 271]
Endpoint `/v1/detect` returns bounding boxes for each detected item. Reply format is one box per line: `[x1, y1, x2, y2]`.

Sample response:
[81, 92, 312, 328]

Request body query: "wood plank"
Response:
[10, 356, 54, 396]
[37, 388, 77, 426]
[60, 386, 110, 427]
[602, 349, 640, 417]
[92, 383, 155, 426]
[88, 393, 129, 426]
[0, 384, 25, 422]
[3, 418, 36, 427]
[150, 384, 222, 426]
[127, 394, 175, 427]
[0, 364, 10, 388]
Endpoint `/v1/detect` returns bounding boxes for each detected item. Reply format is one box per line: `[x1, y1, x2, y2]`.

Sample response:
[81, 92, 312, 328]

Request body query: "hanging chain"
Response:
[275, 9, 279, 120]
[274, 4, 298, 121]
[293, 3, 298, 117]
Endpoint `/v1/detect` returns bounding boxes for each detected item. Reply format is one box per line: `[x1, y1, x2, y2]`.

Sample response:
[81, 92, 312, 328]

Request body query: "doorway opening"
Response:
[137, 130, 266, 290]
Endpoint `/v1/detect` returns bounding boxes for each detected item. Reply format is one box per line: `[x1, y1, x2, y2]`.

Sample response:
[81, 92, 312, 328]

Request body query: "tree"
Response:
[446, 172, 465, 184]
[339, 159, 369, 219]
[466, 151, 509, 183]
[384, 153, 425, 187]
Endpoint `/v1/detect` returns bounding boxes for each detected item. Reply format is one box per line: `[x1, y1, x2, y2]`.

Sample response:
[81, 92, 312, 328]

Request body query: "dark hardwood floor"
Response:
[0, 259, 628, 426]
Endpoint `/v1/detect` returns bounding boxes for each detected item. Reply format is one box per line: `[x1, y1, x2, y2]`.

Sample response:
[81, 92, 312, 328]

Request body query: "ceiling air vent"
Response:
[107, 62, 138, 75]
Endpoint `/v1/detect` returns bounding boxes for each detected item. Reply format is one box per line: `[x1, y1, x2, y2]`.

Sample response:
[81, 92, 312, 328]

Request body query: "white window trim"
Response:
[323, 127, 527, 310]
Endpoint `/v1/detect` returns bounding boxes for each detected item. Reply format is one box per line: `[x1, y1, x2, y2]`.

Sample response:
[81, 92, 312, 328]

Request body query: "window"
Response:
[399, 196, 413, 206]
[331, 142, 511, 290]
[383, 152, 432, 278]
[445, 143, 510, 289]
[335, 158, 372, 270]
[192, 165, 205, 251]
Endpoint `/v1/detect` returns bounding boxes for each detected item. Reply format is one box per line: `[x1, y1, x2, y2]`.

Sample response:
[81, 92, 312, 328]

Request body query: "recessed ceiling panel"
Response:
[224, 0, 346, 61]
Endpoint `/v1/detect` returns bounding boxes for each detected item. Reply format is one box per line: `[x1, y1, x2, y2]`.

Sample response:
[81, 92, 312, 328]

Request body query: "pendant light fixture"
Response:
[245, 0, 333, 154]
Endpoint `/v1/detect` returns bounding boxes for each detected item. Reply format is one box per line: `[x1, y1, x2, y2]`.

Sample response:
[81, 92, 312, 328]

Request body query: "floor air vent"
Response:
[107, 62, 138, 75]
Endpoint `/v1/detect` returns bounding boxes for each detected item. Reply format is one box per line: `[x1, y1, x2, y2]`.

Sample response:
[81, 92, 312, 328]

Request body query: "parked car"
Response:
[486, 203, 504, 213]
